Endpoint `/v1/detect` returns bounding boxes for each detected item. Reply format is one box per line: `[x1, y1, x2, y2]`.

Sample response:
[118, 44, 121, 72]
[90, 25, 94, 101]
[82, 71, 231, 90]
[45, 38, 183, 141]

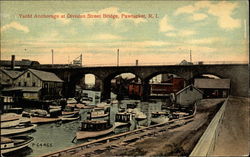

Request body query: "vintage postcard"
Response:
[0, 0, 249, 157]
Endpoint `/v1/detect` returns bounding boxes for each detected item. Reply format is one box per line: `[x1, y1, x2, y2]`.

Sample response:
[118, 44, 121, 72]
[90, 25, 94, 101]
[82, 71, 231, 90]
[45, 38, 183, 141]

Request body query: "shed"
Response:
[173, 85, 203, 107]
[194, 79, 230, 98]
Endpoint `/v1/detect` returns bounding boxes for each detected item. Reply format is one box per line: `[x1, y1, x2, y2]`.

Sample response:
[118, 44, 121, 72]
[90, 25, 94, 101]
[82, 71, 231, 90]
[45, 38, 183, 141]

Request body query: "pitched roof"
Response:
[194, 79, 230, 89]
[176, 84, 203, 95]
[1, 69, 23, 79]
[28, 69, 63, 82]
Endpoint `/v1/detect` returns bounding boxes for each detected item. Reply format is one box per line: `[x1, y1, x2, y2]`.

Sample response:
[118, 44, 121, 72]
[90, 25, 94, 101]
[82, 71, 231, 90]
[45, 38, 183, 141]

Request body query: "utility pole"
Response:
[117, 49, 119, 66]
[51, 49, 54, 65]
[80, 53, 82, 66]
[190, 49, 192, 63]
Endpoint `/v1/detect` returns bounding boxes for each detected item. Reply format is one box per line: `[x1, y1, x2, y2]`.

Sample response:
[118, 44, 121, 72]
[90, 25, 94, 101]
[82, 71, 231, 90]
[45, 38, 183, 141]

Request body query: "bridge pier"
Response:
[101, 79, 111, 101]
[142, 80, 150, 101]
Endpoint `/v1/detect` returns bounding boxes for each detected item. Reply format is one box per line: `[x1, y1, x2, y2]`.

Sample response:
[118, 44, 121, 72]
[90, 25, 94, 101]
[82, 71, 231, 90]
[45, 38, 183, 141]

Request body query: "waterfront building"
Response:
[2, 69, 63, 100]
[171, 84, 203, 108]
[0, 68, 22, 89]
[194, 78, 230, 98]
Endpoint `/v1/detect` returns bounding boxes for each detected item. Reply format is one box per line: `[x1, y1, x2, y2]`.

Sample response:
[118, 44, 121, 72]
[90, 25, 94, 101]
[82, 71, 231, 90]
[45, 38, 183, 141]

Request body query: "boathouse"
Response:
[171, 84, 203, 107]
[2, 69, 63, 100]
[194, 78, 230, 98]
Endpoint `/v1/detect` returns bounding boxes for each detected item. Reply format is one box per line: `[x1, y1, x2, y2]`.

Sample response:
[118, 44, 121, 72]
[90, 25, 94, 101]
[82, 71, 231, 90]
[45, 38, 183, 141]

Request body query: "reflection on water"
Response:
[4, 100, 163, 157]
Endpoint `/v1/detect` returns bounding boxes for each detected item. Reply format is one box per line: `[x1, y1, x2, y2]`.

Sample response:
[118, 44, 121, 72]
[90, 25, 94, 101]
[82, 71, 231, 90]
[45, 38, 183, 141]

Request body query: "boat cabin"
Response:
[80, 120, 112, 131]
[115, 113, 131, 123]
[151, 112, 169, 118]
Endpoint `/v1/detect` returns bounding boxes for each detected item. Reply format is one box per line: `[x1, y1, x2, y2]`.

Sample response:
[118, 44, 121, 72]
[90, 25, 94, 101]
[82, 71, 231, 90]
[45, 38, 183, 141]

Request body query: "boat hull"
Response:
[1, 136, 34, 154]
[1, 119, 20, 128]
[1, 124, 37, 136]
[151, 117, 169, 124]
[76, 126, 114, 140]
[61, 116, 80, 122]
[30, 117, 61, 124]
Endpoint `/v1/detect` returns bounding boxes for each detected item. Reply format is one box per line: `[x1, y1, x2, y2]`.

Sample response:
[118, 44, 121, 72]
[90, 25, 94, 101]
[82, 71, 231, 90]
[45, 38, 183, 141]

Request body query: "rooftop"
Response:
[194, 79, 230, 89]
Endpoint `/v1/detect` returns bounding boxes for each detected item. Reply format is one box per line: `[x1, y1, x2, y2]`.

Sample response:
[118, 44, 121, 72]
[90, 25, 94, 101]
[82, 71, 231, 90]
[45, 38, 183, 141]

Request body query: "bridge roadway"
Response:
[41, 98, 224, 157]
[37, 64, 249, 100]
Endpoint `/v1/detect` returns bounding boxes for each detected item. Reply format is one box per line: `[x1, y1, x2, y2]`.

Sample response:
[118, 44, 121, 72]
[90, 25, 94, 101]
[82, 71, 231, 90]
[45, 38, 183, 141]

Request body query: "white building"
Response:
[171, 85, 203, 107]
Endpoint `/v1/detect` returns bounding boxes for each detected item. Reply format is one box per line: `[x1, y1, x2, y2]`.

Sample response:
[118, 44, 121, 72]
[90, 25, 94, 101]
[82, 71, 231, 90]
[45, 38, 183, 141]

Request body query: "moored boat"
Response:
[1, 136, 34, 154]
[89, 107, 109, 119]
[1, 123, 37, 136]
[114, 112, 132, 127]
[24, 109, 61, 124]
[1, 113, 21, 128]
[76, 120, 114, 140]
[151, 112, 169, 124]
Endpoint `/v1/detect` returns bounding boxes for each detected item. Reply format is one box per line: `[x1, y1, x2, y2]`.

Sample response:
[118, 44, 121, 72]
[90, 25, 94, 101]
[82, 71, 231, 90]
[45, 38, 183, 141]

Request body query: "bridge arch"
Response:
[102, 72, 142, 100]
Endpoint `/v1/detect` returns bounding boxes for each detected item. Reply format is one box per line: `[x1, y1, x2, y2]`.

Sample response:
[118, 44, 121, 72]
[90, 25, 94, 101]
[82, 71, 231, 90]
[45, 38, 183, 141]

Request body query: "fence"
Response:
[190, 97, 228, 156]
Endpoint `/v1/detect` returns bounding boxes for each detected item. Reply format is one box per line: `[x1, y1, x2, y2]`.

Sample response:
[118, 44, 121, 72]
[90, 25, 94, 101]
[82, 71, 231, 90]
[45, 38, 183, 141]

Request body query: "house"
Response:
[171, 85, 203, 107]
[3, 69, 63, 100]
[0, 68, 22, 89]
[194, 78, 230, 98]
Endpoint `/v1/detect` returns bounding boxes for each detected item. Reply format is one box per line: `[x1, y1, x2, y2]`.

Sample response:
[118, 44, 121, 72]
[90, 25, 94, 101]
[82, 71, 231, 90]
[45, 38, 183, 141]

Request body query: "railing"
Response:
[40, 61, 248, 68]
[190, 97, 228, 156]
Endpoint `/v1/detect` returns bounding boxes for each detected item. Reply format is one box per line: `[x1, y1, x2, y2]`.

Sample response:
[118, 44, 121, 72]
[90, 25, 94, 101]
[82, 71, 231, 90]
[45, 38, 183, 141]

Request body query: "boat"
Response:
[76, 120, 114, 140]
[151, 112, 169, 124]
[172, 111, 189, 119]
[89, 107, 109, 119]
[79, 97, 91, 105]
[61, 110, 80, 122]
[67, 98, 78, 105]
[127, 108, 147, 121]
[23, 109, 61, 124]
[1, 136, 33, 154]
[1, 113, 21, 128]
[76, 103, 94, 109]
[114, 112, 132, 127]
[1, 123, 37, 136]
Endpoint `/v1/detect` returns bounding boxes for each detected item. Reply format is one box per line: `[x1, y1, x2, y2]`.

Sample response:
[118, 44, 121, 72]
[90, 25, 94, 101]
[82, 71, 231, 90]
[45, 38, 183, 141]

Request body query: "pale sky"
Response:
[1, 1, 249, 66]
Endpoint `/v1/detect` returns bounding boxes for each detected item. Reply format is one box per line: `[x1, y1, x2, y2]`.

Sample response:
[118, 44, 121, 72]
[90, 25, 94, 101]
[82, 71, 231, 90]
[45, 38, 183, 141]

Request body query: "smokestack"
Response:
[11, 55, 15, 70]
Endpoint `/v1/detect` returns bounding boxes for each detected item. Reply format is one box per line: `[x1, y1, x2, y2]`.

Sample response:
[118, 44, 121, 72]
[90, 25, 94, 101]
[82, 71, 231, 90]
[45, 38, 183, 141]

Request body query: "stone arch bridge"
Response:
[37, 64, 249, 100]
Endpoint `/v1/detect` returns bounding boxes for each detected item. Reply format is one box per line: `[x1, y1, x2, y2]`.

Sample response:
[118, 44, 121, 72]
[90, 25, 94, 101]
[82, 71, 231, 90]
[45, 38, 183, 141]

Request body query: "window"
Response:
[27, 73, 30, 78]
[24, 82, 27, 86]
[32, 82, 36, 87]
[18, 82, 21, 86]
[6, 79, 10, 82]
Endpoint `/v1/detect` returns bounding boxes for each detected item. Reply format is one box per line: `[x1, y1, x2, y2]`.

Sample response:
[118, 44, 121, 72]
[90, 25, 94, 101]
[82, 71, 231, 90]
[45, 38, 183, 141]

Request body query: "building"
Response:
[128, 83, 142, 98]
[2, 69, 63, 100]
[171, 85, 203, 108]
[194, 78, 230, 98]
[150, 77, 185, 96]
[0, 68, 22, 89]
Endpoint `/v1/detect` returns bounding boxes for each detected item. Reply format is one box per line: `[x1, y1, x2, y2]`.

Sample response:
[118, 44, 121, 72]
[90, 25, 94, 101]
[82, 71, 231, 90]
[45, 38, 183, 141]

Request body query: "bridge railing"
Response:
[39, 61, 247, 68]
[190, 97, 228, 156]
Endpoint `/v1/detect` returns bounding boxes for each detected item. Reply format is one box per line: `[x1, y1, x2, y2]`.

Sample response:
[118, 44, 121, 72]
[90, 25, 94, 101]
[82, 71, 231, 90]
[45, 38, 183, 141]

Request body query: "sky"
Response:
[1, 0, 249, 66]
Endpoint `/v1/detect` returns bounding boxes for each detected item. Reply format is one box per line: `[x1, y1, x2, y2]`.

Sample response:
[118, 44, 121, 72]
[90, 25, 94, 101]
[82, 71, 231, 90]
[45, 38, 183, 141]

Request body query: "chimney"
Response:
[11, 55, 15, 70]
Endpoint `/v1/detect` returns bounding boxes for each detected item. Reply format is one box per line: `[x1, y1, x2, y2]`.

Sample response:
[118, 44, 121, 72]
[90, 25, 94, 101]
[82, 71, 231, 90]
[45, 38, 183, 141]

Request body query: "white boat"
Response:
[24, 109, 61, 124]
[127, 108, 147, 121]
[1, 136, 33, 154]
[1, 124, 37, 136]
[90, 107, 109, 119]
[1, 113, 21, 128]
[67, 98, 77, 104]
[76, 120, 114, 140]
[151, 112, 169, 124]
